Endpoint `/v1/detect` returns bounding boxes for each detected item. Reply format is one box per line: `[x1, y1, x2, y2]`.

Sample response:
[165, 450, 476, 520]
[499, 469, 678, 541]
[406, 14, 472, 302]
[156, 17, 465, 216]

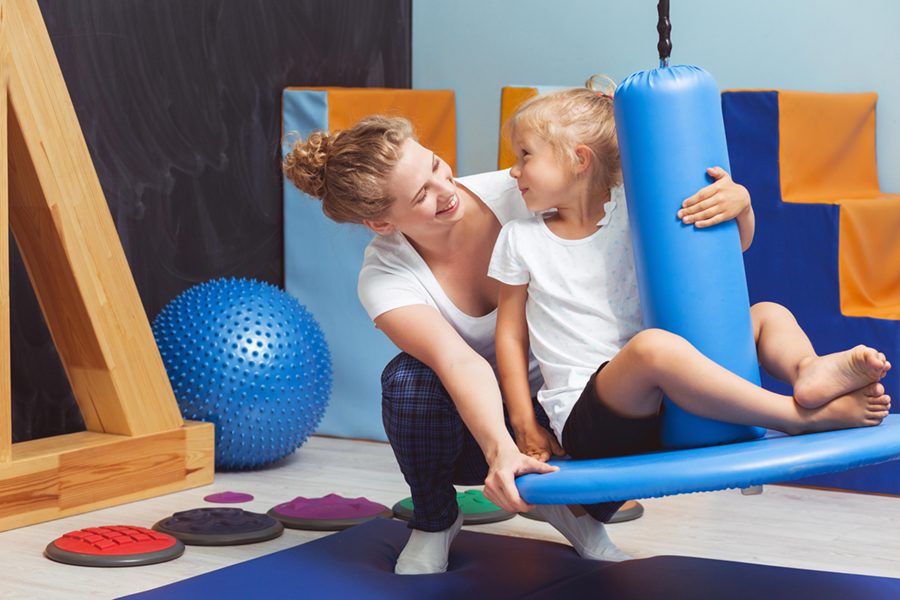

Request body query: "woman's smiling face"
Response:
[372, 138, 463, 237]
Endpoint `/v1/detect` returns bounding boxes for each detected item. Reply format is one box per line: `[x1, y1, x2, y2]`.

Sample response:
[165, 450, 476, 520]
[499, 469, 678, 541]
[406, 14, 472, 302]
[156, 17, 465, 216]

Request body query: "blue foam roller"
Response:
[614, 65, 765, 448]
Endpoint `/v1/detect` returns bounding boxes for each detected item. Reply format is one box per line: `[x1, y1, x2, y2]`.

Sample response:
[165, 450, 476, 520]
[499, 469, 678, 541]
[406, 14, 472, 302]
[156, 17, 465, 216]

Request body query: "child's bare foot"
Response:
[793, 346, 890, 409]
[791, 382, 891, 435]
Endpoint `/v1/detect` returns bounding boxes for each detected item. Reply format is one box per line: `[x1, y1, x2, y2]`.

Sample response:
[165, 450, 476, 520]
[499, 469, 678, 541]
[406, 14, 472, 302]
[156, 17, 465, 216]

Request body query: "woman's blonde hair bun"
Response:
[282, 130, 334, 200]
[282, 116, 415, 224]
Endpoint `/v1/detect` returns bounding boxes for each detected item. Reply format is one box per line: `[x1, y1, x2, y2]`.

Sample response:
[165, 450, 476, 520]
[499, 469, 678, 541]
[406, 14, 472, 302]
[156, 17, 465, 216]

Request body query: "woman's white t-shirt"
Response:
[357, 169, 544, 394]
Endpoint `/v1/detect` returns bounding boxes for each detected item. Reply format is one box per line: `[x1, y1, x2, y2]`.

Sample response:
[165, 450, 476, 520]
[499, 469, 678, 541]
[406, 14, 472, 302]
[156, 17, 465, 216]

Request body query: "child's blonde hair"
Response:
[282, 116, 415, 224]
[505, 76, 621, 191]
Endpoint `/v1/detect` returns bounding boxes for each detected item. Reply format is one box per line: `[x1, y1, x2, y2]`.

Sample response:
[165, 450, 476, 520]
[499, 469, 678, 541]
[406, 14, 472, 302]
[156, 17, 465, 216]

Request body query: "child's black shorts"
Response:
[561, 361, 663, 459]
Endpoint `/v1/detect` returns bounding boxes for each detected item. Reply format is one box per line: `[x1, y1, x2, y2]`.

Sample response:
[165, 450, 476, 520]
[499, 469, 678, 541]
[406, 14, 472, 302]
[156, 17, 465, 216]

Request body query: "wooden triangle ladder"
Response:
[0, 0, 214, 532]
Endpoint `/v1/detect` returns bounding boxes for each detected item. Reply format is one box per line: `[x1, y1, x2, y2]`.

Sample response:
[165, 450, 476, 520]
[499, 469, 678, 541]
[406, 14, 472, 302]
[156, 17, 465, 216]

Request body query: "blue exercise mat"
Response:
[518, 415, 900, 505]
[118, 519, 607, 599]
[526, 555, 900, 600]
[119, 519, 899, 599]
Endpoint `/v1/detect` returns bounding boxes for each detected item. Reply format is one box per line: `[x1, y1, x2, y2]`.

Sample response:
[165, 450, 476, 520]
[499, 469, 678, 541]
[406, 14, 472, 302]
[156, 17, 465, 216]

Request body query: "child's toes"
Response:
[865, 348, 885, 371]
[867, 393, 890, 409]
[863, 382, 884, 398]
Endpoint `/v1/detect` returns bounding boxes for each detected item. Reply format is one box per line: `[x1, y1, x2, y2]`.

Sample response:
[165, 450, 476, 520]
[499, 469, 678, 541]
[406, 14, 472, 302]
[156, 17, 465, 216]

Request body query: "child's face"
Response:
[376, 138, 463, 236]
[509, 130, 574, 212]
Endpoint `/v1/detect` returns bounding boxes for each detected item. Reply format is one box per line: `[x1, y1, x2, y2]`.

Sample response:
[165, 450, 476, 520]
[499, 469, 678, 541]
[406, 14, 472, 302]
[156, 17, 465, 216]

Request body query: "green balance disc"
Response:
[392, 489, 515, 525]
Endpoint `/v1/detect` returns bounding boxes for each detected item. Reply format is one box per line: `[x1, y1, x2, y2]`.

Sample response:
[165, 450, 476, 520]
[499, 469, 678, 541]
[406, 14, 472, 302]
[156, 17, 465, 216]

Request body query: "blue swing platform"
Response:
[518, 415, 900, 504]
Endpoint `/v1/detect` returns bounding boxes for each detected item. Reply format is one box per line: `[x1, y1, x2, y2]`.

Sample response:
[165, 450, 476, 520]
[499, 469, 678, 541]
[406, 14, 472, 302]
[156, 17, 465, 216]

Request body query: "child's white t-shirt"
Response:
[487, 185, 643, 442]
[358, 169, 543, 395]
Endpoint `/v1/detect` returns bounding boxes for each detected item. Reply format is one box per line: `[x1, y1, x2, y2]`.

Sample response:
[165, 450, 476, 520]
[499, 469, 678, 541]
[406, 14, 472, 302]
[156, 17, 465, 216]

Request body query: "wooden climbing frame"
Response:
[0, 0, 214, 532]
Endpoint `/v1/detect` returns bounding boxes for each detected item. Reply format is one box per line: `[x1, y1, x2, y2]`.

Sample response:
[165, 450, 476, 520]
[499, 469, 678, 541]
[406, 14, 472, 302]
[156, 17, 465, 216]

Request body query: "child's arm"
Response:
[677, 166, 755, 251]
[496, 282, 563, 462]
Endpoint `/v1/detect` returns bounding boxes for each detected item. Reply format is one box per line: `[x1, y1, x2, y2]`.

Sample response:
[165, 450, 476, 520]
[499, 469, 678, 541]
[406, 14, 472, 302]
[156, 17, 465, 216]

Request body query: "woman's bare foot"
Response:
[793, 346, 890, 409]
[790, 382, 891, 435]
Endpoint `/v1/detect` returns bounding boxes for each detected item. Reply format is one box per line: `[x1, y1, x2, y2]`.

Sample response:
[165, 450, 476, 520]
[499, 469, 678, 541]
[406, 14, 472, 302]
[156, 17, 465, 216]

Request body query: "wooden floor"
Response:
[2, 435, 899, 599]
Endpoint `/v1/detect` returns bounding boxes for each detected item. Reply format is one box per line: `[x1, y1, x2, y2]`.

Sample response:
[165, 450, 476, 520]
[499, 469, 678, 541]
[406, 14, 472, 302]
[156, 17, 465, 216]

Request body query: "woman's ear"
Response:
[573, 144, 595, 175]
[363, 219, 395, 236]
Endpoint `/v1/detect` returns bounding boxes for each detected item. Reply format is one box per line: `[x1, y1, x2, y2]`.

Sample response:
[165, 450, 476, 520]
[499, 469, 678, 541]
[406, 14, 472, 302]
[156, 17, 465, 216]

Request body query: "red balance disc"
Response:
[45, 525, 185, 567]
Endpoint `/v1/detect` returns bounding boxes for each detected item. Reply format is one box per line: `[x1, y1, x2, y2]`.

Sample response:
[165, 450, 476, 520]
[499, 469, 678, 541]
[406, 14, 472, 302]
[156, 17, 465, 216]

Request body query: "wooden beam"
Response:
[0, 0, 10, 464]
[0, 0, 216, 528]
[5, 0, 183, 436]
[0, 421, 214, 532]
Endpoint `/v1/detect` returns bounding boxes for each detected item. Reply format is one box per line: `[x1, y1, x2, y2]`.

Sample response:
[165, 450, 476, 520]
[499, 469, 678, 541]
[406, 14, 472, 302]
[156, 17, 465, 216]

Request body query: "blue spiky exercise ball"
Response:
[152, 278, 332, 470]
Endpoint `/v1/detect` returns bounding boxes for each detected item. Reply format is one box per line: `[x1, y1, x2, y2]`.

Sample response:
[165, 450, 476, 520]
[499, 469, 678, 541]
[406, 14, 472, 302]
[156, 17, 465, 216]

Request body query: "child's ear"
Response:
[573, 145, 594, 175]
[363, 219, 396, 236]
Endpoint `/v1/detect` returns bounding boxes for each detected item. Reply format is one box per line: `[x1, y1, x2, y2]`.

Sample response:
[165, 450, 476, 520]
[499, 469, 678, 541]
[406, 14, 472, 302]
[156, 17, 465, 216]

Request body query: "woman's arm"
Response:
[375, 304, 556, 512]
[496, 282, 563, 461]
[677, 166, 755, 251]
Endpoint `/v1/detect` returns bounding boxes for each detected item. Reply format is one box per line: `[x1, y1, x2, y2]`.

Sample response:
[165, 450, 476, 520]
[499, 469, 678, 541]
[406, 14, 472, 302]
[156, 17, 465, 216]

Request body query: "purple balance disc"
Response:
[268, 494, 393, 531]
[153, 508, 283, 545]
[204, 491, 255, 504]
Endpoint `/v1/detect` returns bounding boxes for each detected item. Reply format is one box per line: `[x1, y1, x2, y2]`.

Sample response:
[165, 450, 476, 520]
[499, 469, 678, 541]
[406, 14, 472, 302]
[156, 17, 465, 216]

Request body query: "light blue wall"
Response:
[412, 0, 899, 192]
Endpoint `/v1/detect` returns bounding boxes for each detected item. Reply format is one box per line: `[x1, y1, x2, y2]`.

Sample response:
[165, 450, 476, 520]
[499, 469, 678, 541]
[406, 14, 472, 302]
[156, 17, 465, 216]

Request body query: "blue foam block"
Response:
[517, 415, 900, 505]
[118, 519, 899, 599]
[282, 90, 398, 442]
[723, 90, 900, 494]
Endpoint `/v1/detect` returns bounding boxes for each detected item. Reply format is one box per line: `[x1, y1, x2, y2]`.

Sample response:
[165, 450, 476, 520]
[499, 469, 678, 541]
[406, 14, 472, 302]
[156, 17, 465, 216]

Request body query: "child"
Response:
[488, 81, 891, 559]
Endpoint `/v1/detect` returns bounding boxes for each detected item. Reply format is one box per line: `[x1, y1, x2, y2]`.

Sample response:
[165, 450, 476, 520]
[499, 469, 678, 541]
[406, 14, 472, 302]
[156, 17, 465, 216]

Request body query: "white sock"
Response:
[395, 509, 465, 575]
[532, 504, 632, 562]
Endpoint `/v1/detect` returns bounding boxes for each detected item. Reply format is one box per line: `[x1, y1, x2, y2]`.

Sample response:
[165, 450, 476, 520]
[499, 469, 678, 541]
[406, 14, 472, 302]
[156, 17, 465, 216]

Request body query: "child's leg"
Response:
[750, 302, 891, 408]
[750, 301, 817, 382]
[595, 329, 890, 435]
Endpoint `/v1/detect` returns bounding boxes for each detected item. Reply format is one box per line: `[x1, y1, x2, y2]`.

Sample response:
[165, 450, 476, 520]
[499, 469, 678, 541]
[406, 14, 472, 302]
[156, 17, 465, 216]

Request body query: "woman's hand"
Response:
[483, 443, 559, 514]
[677, 166, 751, 228]
[513, 420, 565, 463]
